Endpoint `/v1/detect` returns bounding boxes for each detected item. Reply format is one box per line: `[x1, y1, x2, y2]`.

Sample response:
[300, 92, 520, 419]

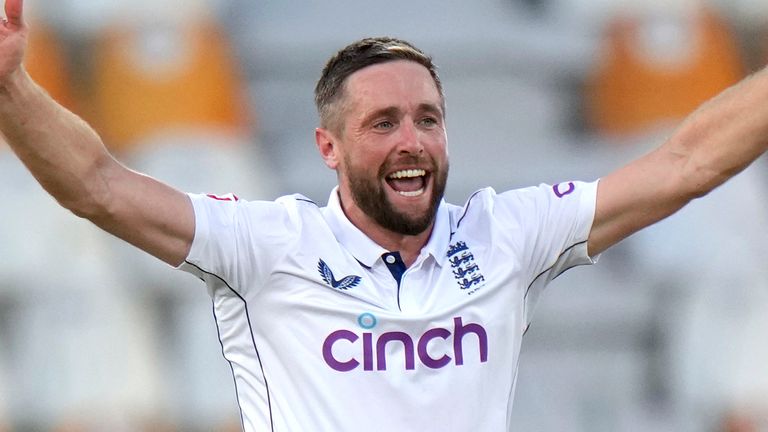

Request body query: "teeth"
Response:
[397, 188, 425, 197]
[388, 169, 426, 179]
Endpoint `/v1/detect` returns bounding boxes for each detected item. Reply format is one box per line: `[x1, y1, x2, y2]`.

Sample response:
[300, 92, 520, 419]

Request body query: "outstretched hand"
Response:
[0, 0, 26, 83]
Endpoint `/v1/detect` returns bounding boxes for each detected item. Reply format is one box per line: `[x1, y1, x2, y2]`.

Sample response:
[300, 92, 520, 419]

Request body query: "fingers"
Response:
[4, 0, 23, 29]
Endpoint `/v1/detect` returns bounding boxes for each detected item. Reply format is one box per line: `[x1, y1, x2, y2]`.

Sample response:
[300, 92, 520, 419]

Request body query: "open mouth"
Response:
[385, 169, 428, 197]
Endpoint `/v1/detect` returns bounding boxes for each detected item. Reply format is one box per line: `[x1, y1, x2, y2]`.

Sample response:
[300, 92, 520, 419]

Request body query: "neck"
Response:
[338, 194, 433, 268]
[371, 227, 432, 268]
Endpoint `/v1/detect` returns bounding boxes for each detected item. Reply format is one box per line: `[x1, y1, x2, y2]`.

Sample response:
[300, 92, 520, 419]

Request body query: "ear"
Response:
[315, 127, 340, 169]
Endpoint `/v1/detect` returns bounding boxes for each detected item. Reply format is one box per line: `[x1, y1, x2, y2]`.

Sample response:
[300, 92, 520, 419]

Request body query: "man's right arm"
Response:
[0, 0, 194, 266]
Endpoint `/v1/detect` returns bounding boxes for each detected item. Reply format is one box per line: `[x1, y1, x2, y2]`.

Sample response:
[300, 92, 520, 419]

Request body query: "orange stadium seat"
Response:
[89, 20, 250, 153]
[585, 7, 745, 136]
[24, 22, 75, 110]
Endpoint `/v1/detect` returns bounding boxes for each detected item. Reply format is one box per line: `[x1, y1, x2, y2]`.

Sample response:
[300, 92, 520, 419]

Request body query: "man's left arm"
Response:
[588, 66, 768, 256]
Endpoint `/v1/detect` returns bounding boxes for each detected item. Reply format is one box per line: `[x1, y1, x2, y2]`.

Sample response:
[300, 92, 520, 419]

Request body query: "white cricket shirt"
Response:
[179, 181, 598, 432]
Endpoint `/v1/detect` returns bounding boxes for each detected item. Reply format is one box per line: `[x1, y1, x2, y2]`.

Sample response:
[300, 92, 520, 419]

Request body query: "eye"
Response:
[373, 120, 394, 130]
[418, 117, 438, 128]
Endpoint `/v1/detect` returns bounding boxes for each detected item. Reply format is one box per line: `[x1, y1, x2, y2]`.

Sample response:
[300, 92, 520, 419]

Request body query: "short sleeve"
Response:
[496, 180, 599, 323]
[177, 193, 300, 297]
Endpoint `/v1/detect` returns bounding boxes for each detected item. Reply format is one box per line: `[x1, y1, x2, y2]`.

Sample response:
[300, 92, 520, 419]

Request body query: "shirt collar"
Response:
[322, 186, 451, 268]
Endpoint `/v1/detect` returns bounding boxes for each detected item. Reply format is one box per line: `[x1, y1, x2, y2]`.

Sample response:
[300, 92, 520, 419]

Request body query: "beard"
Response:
[345, 154, 448, 236]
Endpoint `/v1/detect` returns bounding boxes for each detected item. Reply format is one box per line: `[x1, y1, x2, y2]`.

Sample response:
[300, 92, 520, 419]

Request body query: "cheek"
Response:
[423, 129, 447, 148]
[352, 145, 389, 170]
[344, 149, 382, 179]
[426, 138, 448, 163]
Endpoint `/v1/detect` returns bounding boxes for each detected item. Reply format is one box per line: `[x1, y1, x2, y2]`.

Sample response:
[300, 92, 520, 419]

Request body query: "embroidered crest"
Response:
[317, 259, 362, 290]
[446, 241, 486, 293]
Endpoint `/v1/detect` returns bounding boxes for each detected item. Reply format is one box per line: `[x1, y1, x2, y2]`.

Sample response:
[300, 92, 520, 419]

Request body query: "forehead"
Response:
[342, 60, 443, 115]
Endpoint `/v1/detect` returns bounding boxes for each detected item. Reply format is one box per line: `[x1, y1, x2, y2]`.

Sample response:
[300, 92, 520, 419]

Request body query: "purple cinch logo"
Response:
[322, 315, 489, 372]
[553, 182, 575, 198]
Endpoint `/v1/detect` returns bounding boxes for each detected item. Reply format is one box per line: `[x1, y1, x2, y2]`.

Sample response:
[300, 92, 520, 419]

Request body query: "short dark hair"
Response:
[314, 37, 444, 134]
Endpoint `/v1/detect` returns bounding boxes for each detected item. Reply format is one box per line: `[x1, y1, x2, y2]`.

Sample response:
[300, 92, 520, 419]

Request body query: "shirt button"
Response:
[385, 255, 396, 264]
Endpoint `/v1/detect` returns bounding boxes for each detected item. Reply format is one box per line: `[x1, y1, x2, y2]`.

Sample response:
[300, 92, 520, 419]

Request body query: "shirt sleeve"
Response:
[497, 180, 599, 324]
[176, 193, 300, 297]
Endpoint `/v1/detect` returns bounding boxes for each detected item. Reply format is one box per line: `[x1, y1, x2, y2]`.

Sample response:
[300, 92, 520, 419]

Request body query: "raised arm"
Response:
[0, 0, 194, 266]
[588, 65, 768, 256]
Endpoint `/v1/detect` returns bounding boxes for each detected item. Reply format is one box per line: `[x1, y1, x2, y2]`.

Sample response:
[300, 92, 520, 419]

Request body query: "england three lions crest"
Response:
[446, 241, 486, 294]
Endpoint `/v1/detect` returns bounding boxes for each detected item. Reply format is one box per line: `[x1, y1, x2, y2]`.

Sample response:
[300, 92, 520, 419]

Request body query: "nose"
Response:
[396, 121, 424, 155]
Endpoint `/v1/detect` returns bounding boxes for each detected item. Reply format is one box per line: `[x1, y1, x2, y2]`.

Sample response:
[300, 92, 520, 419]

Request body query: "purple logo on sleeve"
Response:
[553, 182, 575, 198]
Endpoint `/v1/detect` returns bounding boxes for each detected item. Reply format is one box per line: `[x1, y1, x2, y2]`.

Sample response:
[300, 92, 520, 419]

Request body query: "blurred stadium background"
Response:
[1, 0, 768, 430]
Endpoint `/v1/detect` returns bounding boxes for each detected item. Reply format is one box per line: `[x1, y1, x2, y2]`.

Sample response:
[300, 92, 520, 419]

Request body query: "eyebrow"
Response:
[361, 106, 401, 126]
[417, 103, 443, 119]
[361, 103, 444, 126]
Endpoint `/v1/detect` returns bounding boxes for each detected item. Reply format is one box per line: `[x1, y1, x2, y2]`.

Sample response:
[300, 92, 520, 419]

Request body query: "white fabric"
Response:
[179, 180, 598, 432]
[110, 133, 272, 427]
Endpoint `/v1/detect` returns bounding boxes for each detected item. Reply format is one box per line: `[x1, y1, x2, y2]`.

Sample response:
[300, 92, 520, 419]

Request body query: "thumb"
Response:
[4, 0, 23, 29]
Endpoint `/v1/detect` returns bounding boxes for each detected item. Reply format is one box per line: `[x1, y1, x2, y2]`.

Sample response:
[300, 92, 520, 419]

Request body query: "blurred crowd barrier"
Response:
[0, 0, 767, 431]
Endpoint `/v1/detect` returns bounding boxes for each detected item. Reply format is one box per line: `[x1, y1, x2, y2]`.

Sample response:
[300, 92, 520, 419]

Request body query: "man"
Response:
[1, 0, 766, 430]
